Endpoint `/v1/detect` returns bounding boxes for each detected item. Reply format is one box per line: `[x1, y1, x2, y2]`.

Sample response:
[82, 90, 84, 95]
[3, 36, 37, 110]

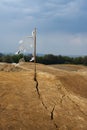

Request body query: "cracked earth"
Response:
[0, 63, 87, 130]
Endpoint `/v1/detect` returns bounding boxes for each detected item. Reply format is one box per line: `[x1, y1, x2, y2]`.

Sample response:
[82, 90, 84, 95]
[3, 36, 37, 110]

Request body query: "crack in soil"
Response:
[34, 74, 58, 129]
[57, 82, 87, 118]
[50, 105, 55, 120]
[67, 95, 87, 117]
[50, 105, 58, 129]
[35, 79, 40, 98]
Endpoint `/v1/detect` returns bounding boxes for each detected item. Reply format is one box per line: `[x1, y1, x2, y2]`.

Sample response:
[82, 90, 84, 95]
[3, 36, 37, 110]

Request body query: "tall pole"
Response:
[34, 28, 36, 81]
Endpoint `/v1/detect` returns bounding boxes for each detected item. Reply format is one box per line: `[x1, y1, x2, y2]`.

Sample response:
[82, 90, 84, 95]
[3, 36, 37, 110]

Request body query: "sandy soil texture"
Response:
[0, 62, 87, 130]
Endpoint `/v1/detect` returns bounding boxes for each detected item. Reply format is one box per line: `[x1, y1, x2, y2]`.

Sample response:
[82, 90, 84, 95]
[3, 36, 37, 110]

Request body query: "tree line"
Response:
[0, 53, 87, 65]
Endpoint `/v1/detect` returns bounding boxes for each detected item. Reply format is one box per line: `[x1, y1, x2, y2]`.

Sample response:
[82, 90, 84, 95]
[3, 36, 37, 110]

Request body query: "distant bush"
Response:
[37, 54, 87, 66]
[0, 54, 31, 63]
[1, 55, 13, 63]
[0, 53, 87, 66]
[83, 56, 87, 65]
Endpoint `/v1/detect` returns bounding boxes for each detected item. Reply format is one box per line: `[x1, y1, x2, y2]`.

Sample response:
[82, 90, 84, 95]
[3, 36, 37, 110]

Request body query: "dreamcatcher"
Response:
[15, 30, 35, 62]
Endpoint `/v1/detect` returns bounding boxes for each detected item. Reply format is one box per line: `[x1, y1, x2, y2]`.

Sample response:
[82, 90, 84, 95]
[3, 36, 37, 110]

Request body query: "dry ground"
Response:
[0, 62, 87, 130]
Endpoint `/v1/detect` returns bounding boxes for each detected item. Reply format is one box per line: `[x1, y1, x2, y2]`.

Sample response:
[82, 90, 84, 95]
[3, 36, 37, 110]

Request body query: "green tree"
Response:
[2, 55, 13, 63]
[83, 56, 87, 65]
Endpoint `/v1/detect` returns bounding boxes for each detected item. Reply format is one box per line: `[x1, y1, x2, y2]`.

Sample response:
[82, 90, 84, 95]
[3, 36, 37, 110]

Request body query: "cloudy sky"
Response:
[0, 0, 87, 55]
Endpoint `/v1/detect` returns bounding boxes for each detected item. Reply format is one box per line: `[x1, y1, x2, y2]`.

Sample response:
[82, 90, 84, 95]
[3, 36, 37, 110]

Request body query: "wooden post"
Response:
[34, 28, 36, 81]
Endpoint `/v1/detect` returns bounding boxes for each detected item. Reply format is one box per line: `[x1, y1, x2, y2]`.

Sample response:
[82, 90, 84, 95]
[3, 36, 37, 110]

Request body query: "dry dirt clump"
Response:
[0, 63, 87, 130]
[0, 63, 24, 72]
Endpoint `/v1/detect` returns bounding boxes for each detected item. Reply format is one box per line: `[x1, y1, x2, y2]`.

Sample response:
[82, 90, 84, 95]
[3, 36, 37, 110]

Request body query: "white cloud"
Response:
[0, 0, 87, 55]
[37, 32, 87, 55]
[0, 0, 22, 3]
[44, 0, 82, 18]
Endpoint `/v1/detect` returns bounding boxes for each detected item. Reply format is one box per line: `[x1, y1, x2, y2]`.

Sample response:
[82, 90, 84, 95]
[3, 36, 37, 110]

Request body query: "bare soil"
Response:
[0, 62, 87, 130]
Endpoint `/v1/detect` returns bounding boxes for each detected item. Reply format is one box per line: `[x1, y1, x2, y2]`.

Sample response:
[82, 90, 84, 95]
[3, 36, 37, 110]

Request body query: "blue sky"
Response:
[0, 0, 87, 55]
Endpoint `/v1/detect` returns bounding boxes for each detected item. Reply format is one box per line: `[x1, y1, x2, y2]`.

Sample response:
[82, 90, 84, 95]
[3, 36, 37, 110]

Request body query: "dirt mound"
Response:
[49, 64, 85, 71]
[0, 63, 24, 72]
[0, 63, 87, 130]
